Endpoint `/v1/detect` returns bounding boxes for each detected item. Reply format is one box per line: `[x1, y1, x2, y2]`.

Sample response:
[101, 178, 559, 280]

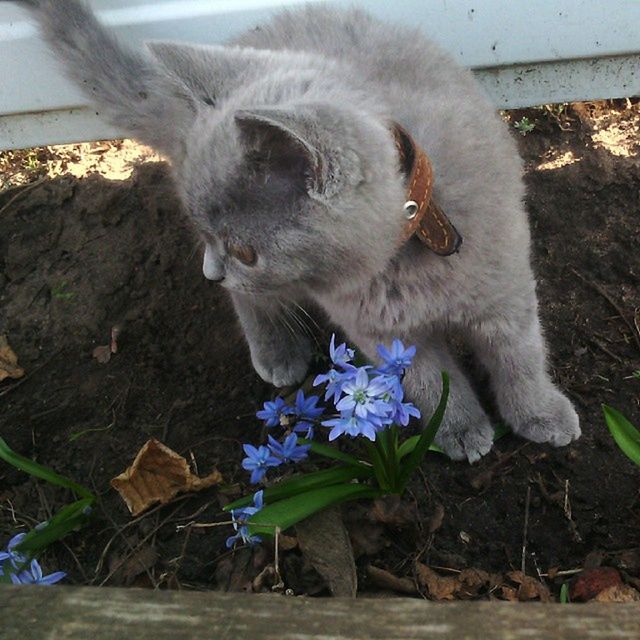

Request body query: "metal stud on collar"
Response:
[404, 200, 419, 220]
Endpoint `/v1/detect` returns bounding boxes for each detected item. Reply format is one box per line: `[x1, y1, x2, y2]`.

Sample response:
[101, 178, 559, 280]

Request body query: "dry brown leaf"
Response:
[506, 570, 551, 602]
[428, 503, 445, 534]
[111, 438, 223, 515]
[570, 567, 622, 601]
[367, 565, 417, 595]
[296, 507, 357, 597]
[415, 563, 460, 600]
[457, 568, 501, 599]
[277, 534, 298, 551]
[499, 585, 519, 601]
[369, 495, 417, 527]
[92, 344, 112, 364]
[108, 544, 158, 586]
[92, 325, 122, 364]
[0, 335, 25, 382]
[593, 584, 640, 602]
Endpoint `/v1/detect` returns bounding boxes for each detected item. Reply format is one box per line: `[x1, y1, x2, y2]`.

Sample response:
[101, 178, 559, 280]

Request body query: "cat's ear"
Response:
[235, 107, 364, 199]
[146, 42, 261, 108]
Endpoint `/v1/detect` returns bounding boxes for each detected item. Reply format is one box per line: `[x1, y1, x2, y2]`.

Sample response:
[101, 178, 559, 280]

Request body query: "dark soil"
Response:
[1, 101, 639, 598]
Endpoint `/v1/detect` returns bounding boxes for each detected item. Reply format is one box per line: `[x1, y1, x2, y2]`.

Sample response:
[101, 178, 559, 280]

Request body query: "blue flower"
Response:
[336, 368, 392, 420]
[382, 376, 421, 426]
[256, 397, 292, 428]
[0, 532, 28, 571]
[313, 367, 354, 404]
[9, 558, 66, 585]
[267, 433, 310, 464]
[329, 334, 356, 369]
[322, 412, 378, 442]
[226, 490, 264, 548]
[290, 390, 324, 433]
[241, 444, 281, 484]
[376, 339, 417, 376]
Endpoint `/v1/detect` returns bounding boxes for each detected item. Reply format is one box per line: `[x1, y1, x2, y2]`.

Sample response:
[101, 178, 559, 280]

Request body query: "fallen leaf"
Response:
[367, 565, 417, 595]
[570, 567, 622, 602]
[296, 507, 357, 597]
[415, 563, 460, 600]
[92, 344, 112, 364]
[428, 503, 445, 534]
[457, 568, 500, 599]
[111, 438, 223, 515]
[348, 521, 387, 558]
[593, 584, 640, 602]
[277, 534, 298, 551]
[0, 335, 25, 381]
[108, 544, 158, 586]
[92, 325, 122, 364]
[110, 325, 121, 354]
[506, 570, 551, 602]
[499, 585, 519, 601]
[215, 545, 267, 593]
[252, 564, 281, 593]
[369, 495, 417, 527]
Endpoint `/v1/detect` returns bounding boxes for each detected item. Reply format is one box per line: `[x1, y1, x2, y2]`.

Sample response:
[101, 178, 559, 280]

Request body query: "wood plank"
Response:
[2, 586, 640, 639]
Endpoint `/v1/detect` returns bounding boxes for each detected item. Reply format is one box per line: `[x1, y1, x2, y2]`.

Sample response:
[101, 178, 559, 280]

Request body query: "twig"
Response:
[573, 269, 640, 353]
[521, 484, 532, 574]
[0, 351, 60, 398]
[0, 177, 47, 217]
[272, 526, 284, 592]
[587, 337, 623, 363]
[539, 568, 583, 578]
[175, 520, 232, 531]
[563, 480, 572, 520]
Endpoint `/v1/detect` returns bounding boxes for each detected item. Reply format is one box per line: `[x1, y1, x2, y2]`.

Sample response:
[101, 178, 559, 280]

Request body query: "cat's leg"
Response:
[467, 296, 580, 446]
[401, 336, 495, 462]
[355, 332, 494, 462]
[232, 293, 312, 387]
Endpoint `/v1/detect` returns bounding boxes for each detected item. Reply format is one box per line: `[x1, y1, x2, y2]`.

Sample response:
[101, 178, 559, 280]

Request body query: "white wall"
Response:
[1, 0, 639, 150]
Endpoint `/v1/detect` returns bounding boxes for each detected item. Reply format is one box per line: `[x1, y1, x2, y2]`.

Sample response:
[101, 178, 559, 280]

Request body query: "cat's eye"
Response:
[227, 242, 257, 266]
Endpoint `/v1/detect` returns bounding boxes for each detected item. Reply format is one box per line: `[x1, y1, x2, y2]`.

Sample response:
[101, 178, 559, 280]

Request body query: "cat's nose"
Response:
[203, 244, 225, 282]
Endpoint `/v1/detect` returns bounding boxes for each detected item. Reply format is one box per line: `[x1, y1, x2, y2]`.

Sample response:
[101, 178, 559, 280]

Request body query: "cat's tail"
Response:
[8, 0, 196, 156]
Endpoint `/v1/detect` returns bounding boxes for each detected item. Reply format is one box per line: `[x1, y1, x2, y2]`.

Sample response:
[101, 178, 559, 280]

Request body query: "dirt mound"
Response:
[1, 101, 639, 595]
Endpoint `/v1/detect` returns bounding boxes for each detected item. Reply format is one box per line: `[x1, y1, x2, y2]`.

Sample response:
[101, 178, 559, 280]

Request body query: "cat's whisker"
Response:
[281, 304, 311, 338]
[291, 300, 322, 334]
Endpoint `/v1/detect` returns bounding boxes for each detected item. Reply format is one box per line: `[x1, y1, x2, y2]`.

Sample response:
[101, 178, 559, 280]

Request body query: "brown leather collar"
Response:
[392, 123, 462, 256]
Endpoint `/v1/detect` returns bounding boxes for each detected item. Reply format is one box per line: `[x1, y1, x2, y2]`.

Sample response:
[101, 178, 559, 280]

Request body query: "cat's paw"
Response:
[511, 389, 581, 447]
[251, 338, 312, 388]
[434, 415, 494, 463]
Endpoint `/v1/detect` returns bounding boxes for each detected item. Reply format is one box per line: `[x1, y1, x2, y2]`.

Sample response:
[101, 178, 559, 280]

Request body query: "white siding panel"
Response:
[0, 0, 638, 149]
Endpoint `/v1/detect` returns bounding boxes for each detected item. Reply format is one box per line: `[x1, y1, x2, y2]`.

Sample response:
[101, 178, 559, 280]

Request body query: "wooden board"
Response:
[2, 586, 640, 639]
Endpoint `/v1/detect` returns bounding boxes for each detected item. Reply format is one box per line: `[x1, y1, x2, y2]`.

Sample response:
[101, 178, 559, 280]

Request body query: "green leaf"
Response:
[297, 438, 367, 468]
[15, 497, 94, 556]
[559, 582, 570, 604]
[247, 483, 380, 537]
[223, 465, 373, 511]
[398, 371, 449, 490]
[0, 437, 94, 500]
[603, 404, 640, 467]
[362, 439, 391, 491]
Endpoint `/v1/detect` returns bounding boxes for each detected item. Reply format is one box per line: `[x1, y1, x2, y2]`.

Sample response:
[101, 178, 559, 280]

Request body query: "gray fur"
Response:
[13, 0, 580, 461]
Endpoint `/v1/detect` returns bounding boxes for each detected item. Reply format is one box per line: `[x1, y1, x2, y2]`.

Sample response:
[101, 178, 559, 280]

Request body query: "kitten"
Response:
[10, 0, 580, 461]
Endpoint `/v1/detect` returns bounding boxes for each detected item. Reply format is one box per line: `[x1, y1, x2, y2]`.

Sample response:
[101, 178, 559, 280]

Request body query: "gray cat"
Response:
[10, 0, 580, 461]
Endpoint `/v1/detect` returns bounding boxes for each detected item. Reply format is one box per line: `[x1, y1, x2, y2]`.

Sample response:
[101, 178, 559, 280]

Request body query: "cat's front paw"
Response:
[250, 337, 312, 388]
[511, 388, 581, 447]
[434, 414, 494, 463]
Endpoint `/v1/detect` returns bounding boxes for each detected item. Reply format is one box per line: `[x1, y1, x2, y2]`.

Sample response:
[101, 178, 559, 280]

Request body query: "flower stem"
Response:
[362, 440, 391, 492]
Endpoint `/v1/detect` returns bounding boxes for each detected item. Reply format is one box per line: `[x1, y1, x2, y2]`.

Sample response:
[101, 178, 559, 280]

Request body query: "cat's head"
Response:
[146, 44, 407, 296]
